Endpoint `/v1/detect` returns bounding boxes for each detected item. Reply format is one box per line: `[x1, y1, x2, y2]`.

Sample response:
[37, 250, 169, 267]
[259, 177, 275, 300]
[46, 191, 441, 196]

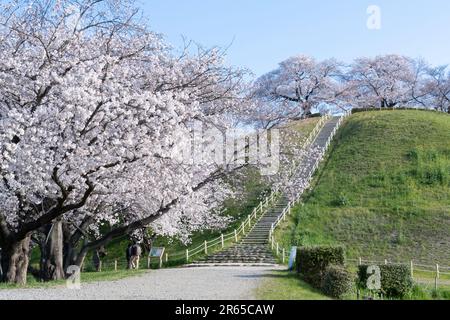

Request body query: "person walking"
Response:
[129, 243, 142, 269]
[126, 243, 133, 269]
[93, 246, 107, 272]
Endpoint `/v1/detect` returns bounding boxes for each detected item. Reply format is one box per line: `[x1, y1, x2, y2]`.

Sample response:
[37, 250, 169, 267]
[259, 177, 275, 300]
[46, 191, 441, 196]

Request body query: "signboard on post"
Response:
[148, 247, 165, 269]
[288, 246, 297, 271]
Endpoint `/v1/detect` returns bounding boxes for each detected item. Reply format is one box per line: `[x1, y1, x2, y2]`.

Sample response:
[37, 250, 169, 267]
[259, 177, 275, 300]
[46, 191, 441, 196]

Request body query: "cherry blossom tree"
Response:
[424, 66, 450, 113]
[249, 55, 345, 128]
[0, 0, 249, 284]
[345, 54, 417, 109]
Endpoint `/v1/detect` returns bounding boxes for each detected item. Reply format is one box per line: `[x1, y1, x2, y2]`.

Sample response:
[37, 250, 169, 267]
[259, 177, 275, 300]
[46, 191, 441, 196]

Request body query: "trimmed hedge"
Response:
[322, 265, 354, 299]
[351, 107, 443, 114]
[357, 264, 413, 298]
[296, 246, 346, 288]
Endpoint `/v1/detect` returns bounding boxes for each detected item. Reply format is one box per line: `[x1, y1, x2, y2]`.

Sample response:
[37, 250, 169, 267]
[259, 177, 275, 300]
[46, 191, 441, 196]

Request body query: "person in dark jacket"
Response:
[92, 246, 107, 272]
[126, 243, 133, 269]
[129, 243, 142, 269]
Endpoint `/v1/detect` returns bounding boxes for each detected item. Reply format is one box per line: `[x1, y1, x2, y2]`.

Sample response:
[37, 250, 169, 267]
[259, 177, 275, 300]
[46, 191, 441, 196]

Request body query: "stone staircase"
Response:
[189, 116, 344, 267]
[313, 116, 341, 148]
[283, 116, 342, 200]
[189, 195, 290, 266]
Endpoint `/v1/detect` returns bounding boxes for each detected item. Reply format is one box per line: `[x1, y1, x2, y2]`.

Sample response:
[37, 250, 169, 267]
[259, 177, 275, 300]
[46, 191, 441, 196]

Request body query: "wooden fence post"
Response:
[276, 243, 279, 256]
[221, 234, 224, 248]
[282, 248, 285, 264]
[204, 240, 208, 255]
[410, 261, 414, 278]
[359, 257, 362, 266]
[242, 222, 245, 235]
[147, 255, 151, 269]
[99, 261, 102, 272]
[165, 253, 168, 263]
[114, 260, 118, 272]
[384, 259, 388, 265]
[234, 229, 238, 242]
[186, 249, 189, 263]
[436, 264, 440, 279]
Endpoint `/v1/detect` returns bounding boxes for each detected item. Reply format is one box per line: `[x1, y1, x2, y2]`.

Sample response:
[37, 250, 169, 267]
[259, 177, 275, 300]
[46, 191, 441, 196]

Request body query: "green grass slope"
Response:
[277, 110, 450, 265]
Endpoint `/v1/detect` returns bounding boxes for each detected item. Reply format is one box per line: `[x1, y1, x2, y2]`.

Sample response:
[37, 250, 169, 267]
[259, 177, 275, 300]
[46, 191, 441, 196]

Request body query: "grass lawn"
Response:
[255, 270, 330, 300]
[254, 268, 450, 300]
[275, 110, 450, 265]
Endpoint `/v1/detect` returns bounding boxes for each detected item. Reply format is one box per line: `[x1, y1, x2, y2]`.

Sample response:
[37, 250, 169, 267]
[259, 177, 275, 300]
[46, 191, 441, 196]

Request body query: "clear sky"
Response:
[140, 0, 450, 76]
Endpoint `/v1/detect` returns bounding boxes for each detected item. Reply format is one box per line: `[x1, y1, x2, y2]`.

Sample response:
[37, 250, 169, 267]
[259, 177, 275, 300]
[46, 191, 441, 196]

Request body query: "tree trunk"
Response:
[41, 220, 65, 281]
[302, 103, 313, 118]
[74, 248, 88, 268]
[1, 235, 31, 285]
[63, 241, 77, 271]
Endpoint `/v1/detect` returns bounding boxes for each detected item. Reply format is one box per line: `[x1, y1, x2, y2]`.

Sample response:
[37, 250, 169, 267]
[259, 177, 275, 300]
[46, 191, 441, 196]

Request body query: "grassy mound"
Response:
[276, 110, 450, 265]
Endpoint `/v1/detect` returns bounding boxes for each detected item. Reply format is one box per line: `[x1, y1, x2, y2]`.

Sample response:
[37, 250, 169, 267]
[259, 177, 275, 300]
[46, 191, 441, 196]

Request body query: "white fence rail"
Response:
[286, 114, 331, 178]
[175, 186, 281, 263]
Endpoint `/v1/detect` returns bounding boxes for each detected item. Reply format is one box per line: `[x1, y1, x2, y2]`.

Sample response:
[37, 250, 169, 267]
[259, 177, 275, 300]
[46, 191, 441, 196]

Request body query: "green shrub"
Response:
[322, 265, 354, 299]
[357, 264, 413, 298]
[334, 193, 350, 207]
[296, 246, 346, 288]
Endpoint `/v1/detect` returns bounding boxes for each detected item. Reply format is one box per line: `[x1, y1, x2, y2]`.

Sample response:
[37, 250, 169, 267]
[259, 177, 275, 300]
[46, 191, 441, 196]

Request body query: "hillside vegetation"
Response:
[276, 110, 450, 265]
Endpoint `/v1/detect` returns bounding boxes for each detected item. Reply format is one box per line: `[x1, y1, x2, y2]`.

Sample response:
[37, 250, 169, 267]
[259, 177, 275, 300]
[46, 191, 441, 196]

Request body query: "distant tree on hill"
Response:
[424, 66, 450, 114]
[249, 55, 347, 128]
[247, 54, 450, 127]
[344, 54, 417, 109]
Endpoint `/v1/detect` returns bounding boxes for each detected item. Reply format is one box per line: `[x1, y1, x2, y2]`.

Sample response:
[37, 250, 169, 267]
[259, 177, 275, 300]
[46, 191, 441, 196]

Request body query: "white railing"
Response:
[348, 258, 450, 289]
[348, 258, 450, 277]
[286, 114, 331, 178]
[269, 111, 351, 254]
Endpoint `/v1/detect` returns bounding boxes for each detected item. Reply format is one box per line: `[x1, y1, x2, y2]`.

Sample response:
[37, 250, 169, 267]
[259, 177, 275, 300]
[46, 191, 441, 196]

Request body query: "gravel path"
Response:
[0, 266, 283, 300]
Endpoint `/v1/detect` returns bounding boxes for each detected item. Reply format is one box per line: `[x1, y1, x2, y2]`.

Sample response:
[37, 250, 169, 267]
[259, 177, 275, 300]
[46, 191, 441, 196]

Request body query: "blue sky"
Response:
[140, 0, 450, 76]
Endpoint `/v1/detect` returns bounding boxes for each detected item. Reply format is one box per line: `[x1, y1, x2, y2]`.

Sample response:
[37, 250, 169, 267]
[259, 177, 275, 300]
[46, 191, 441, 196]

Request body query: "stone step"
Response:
[243, 237, 269, 239]
[246, 231, 270, 233]
[246, 231, 270, 234]
[241, 242, 268, 245]
[199, 260, 277, 264]
[202, 256, 274, 260]
[200, 253, 274, 257]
